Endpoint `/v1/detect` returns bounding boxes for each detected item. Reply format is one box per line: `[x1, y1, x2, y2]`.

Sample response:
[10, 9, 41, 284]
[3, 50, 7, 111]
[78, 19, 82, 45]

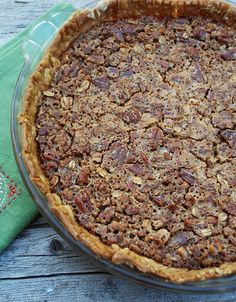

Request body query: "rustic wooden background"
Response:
[1, 0, 236, 301]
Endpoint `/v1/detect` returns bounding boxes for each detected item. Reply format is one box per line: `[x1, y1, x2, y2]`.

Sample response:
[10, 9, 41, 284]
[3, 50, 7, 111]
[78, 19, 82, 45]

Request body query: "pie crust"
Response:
[20, 0, 236, 283]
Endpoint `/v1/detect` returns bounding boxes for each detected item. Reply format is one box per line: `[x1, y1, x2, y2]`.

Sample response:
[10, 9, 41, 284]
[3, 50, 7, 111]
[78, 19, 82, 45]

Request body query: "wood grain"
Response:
[0, 0, 84, 45]
[1, 1, 236, 301]
[0, 221, 103, 279]
[1, 272, 236, 302]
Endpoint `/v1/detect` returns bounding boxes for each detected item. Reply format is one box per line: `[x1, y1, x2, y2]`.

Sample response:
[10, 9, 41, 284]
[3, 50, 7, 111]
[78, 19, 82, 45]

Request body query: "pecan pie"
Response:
[20, 0, 236, 283]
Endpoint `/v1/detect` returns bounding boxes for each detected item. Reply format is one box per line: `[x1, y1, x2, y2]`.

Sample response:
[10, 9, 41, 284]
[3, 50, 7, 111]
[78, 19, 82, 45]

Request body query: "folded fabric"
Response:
[0, 2, 74, 253]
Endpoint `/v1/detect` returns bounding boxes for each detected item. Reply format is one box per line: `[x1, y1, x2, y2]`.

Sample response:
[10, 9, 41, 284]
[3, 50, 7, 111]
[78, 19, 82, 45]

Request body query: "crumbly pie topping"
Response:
[36, 16, 236, 270]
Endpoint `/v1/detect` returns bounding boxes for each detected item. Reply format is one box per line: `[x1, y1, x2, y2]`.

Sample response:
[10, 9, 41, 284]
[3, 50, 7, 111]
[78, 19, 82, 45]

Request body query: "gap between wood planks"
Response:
[0, 271, 109, 281]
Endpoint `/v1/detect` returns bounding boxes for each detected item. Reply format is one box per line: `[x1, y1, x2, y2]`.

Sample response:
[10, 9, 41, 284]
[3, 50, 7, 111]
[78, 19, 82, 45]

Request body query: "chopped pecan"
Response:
[107, 67, 119, 78]
[169, 231, 193, 247]
[207, 216, 218, 225]
[68, 160, 76, 169]
[121, 108, 141, 124]
[111, 143, 128, 164]
[152, 195, 165, 206]
[75, 190, 92, 213]
[75, 195, 86, 212]
[132, 176, 143, 185]
[112, 190, 124, 198]
[43, 90, 54, 97]
[78, 167, 90, 184]
[93, 76, 109, 90]
[38, 125, 52, 136]
[97, 167, 108, 178]
[91, 152, 102, 163]
[193, 27, 206, 40]
[98, 207, 115, 224]
[221, 130, 236, 147]
[221, 48, 236, 61]
[156, 59, 169, 70]
[125, 204, 140, 215]
[229, 236, 236, 247]
[50, 175, 59, 187]
[110, 221, 126, 232]
[152, 219, 164, 230]
[224, 202, 236, 216]
[140, 152, 149, 166]
[69, 65, 79, 78]
[83, 46, 92, 54]
[53, 70, 63, 84]
[61, 96, 73, 108]
[113, 29, 125, 42]
[128, 163, 144, 175]
[179, 169, 196, 185]
[212, 111, 234, 129]
[43, 150, 60, 161]
[218, 212, 228, 222]
[192, 63, 204, 83]
[120, 70, 135, 78]
[87, 55, 105, 65]
[155, 229, 170, 245]
[76, 80, 90, 93]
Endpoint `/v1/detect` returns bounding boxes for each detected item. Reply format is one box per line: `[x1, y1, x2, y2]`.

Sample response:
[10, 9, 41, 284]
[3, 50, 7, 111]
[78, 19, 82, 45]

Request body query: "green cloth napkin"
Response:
[0, 3, 74, 253]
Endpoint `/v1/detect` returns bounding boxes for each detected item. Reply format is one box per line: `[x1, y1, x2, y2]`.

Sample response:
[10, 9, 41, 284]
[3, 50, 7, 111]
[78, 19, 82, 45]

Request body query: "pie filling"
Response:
[35, 16, 236, 270]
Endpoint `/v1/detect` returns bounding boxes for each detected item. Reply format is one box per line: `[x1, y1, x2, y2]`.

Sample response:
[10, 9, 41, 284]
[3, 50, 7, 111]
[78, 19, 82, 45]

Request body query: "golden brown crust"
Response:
[20, 0, 236, 283]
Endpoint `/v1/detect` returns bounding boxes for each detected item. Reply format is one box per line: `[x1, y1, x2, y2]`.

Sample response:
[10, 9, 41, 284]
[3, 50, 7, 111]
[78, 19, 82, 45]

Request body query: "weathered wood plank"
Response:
[1, 273, 236, 302]
[25, 215, 48, 228]
[0, 0, 89, 45]
[0, 220, 104, 279]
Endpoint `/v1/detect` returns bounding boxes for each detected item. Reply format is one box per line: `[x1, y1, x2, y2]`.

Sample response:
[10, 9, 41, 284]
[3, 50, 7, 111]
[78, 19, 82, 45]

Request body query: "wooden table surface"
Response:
[1, 1, 236, 301]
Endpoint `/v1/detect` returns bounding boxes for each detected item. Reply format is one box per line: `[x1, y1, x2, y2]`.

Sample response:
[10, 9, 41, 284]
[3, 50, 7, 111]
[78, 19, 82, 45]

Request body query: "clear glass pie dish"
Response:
[11, 0, 236, 293]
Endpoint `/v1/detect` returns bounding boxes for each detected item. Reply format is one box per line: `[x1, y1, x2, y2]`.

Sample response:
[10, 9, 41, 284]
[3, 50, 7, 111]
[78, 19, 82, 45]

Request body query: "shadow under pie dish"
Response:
[18, 0, 236, 284]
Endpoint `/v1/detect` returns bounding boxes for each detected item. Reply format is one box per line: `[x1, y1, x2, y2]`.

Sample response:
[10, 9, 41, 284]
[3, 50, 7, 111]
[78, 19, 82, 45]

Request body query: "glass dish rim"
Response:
[10, 0, 236, 294]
